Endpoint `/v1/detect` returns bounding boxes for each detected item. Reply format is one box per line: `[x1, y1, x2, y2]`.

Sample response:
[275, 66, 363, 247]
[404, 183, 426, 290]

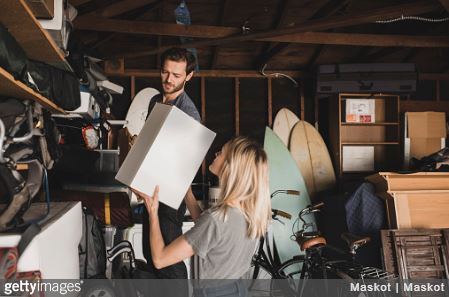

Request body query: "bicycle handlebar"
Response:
[272, 209, 291, 220]
[299, 202, 325, 218]
[271, 190, 300, 199]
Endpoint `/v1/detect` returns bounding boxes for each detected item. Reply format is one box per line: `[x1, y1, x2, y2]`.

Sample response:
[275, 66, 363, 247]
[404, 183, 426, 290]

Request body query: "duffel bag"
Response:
[0, 24, 28, 80]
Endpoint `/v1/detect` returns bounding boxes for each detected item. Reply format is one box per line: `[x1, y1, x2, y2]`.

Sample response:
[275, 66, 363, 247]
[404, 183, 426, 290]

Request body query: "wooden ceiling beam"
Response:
[88, 0, 159, 18]
[76, 18, 449, 49]
[86, 0, 164, 49]
[105, 68, 306, 78]
[210, 0, 231, 69]
[401, 48, 419, 62]
[306, 45, 324, 70]
[253, 0, 291, 69]
[266, 32, 449, 47]
[71, 0, 91, 6]
[120, 0, 440, 58]
[438, 0, 449, 12]
[74, 16, 240, 38]
[254, 0, 349, 69]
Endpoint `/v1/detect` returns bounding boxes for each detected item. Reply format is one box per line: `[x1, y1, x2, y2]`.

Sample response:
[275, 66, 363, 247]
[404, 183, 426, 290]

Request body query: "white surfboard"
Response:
[273, 108, 300, 147]
[289, 120, 336, 200]
[124, 88, 160, 137]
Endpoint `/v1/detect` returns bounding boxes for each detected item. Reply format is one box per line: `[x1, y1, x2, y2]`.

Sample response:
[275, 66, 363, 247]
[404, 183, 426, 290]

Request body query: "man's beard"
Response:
[162, 80, 186, 95]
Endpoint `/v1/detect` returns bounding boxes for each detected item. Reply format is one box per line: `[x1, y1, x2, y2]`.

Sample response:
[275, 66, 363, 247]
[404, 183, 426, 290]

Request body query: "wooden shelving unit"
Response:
[0, 68, 65, 113]
[328, 93, 401, 180]
[0, 0, 66, 64]
[0, 0, 68, 114]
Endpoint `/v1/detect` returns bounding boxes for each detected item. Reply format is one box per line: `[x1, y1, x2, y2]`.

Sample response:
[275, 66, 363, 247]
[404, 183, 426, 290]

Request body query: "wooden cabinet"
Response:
[0, 0, 67, 113]
[327, 93, 401, 180]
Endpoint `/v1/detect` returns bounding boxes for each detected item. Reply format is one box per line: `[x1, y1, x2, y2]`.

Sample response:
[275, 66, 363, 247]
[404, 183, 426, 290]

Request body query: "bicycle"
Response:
[250, 189, 300, 280]
[251, 201, 396, 297]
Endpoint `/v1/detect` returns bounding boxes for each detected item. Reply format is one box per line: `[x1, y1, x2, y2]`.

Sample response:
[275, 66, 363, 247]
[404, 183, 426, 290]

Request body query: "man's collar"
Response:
[163, 91, 185, 106]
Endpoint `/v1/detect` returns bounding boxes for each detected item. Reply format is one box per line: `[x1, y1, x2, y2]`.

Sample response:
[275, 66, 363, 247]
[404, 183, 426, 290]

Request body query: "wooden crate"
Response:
[381, 229, 449, 279]
[367, 172, 449, 192]
[367, 172, 449, 229]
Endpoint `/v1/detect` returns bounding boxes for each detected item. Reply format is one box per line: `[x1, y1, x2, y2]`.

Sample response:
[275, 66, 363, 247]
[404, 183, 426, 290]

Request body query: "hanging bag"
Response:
[0, 24, 28, 80]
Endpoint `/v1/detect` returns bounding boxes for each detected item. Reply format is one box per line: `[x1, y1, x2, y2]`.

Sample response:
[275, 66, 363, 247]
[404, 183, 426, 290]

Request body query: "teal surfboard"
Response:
[264, 127, 315, 263]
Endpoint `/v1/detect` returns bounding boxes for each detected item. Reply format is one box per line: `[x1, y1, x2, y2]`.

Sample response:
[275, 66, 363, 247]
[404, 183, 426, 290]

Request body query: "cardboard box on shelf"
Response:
[404, 112, 446, 168]
[342, 145, 374, 172]
[366, 172, 449, 229]
[345, 99, 375, 123]
[115, 103, 216, 210]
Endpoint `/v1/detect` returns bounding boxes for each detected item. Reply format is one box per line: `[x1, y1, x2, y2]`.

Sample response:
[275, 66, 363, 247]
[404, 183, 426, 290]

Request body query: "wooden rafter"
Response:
[104, 68, 305, 78]
[75, 16, 239, 38]
[118, 0, 440, 58]
[102, 32, 449, 60]
[255, 0, 351, 69]
[438, 0, 449, 12]
[89, 0, 159, 18]
[156, 0, 165, 69]
[210, 0, 230, 69]
[263, 32, 449, 47]
[253, 0, 291, 68]
[71, 0, 91, 6]
[88, 0, 164, 49]
[401, 48, 419, 63]
[306, 45, 324, 70]
[354, 47, 400, 63]
[76, 17, 449, 48]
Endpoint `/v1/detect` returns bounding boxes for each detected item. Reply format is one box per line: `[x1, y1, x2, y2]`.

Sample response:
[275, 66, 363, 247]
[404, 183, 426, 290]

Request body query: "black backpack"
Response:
[79, 207, 106, 279]
[27, 61, 81, 111]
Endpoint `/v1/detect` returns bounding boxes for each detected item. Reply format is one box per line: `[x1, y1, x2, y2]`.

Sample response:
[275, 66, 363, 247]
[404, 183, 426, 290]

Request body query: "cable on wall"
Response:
[375, 15, 449, 24]
[260, 64, 299, 87]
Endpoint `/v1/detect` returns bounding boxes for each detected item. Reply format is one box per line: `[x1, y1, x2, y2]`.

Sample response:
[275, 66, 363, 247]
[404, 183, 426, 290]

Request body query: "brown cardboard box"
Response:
[367, 172, 449, 229]
[404, 112, 446, 168]
[25, 0, 54, 19]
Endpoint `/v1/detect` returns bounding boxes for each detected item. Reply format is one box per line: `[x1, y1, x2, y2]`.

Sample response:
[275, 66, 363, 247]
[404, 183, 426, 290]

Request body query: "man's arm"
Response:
[185, 187, 202, 221]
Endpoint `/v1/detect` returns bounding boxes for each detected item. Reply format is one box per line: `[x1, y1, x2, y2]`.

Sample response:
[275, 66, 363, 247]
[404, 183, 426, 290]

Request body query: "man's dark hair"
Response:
[160, 48, 196, 75]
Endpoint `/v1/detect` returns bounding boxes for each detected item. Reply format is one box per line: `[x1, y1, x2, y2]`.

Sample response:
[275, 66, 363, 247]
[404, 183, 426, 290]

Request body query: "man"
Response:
[142, 47, 202, 279]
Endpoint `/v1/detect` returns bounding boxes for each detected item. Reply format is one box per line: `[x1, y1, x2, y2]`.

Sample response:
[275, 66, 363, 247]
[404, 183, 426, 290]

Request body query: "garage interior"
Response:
[1, 0, 449, 287]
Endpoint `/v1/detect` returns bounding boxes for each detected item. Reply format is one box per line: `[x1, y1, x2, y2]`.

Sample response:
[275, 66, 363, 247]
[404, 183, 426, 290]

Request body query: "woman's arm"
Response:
[149, 214, 194, 269]
[133, 186, 195, 269]
[184, 187, 202, 221]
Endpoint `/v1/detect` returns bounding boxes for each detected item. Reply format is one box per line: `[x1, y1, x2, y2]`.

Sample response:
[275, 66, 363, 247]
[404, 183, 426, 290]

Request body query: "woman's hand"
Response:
[132, 186, 160, 216]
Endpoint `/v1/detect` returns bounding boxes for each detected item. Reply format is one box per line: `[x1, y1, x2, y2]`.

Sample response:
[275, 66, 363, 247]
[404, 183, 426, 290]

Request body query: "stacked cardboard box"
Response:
[404, 112, 446, 169]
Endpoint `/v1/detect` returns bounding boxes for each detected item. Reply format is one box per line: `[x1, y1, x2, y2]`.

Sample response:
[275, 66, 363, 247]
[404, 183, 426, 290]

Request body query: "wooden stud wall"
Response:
[267, 78, 273, 127]
[235, 78, 240, 136]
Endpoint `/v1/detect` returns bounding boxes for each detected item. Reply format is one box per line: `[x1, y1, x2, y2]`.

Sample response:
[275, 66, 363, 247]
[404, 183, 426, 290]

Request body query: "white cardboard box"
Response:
[115, 103, 216, 210]
[0, 202, 82, 279]
[342, 145, 374, 172]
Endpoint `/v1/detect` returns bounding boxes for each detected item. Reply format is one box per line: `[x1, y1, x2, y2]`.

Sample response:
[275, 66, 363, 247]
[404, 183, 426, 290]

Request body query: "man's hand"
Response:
[132, 186, 160, 217]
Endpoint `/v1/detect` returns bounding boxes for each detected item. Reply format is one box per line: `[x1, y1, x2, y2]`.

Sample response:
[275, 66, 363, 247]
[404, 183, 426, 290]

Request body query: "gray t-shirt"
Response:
[184, 207, 258, 279]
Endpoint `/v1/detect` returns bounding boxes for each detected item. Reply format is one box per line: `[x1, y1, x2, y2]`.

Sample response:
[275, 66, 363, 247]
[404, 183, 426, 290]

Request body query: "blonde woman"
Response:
[133, 136, 271, 295]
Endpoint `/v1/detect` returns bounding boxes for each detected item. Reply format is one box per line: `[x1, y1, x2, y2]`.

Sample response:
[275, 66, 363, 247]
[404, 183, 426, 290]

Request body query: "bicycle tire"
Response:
[277, 257, 305, 279]
[248, 262, 275, 296]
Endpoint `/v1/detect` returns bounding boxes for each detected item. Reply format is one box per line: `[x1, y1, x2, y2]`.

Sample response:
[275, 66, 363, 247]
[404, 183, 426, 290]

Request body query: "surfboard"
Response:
[124, 88, 160, 137]
[273, 108, 300, 147]
[264, 127, 314, 263]
[289, 121, 336, 200]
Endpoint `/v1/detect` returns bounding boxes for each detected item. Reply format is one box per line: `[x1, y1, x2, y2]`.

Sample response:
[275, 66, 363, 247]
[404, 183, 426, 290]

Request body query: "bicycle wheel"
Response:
[248, 261, 276, 296]
[271, 257, 306, 297]
[277, 257, 305, 279]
